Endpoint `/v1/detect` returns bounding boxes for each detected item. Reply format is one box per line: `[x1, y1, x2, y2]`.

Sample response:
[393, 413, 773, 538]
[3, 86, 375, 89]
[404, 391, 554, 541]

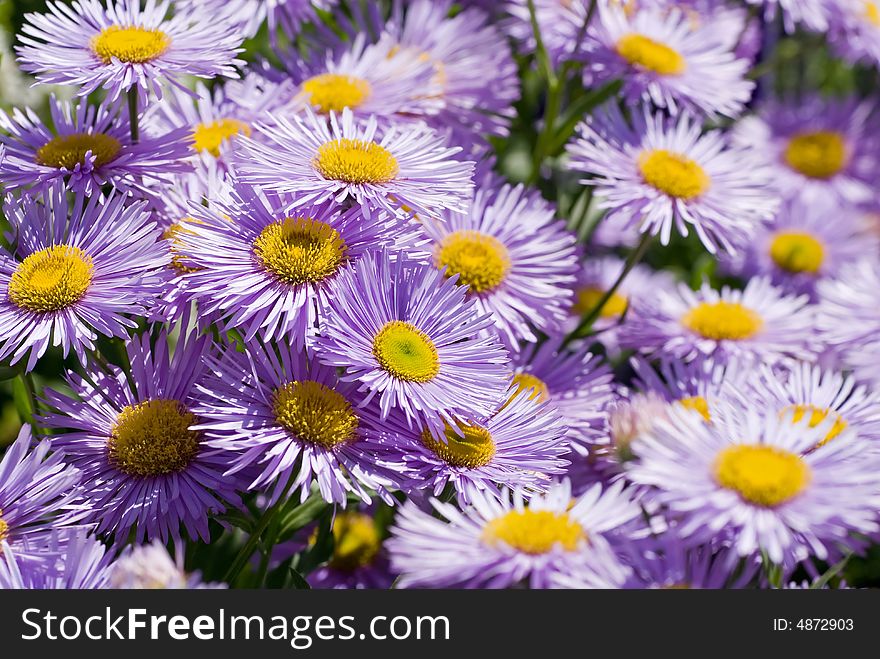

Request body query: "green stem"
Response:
[526, 0, 556, 85]
[20, 372, 42, 435]
[127, 87, 139, 144]
[529, 79, 563, 185]
[547, 79, 622, 155]
[563, 232, 653, 347]
[223, 476, 295, 585]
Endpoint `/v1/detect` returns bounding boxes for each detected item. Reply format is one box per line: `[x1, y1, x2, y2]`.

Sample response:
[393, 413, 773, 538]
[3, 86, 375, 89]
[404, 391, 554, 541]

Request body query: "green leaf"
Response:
[276, 492, 329, 540]
[12, 377, 34, 425]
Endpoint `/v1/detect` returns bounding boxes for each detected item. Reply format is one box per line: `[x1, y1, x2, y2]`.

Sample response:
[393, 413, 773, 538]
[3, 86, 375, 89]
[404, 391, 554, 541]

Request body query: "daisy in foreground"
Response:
[421, 179, 578, 347]
[585, 3, 754, 118]
[387, 480, 639, 589]
[0, 188, 169, 371]
[17, 0, 244, 101]
[236, 108, 474, 219]
[179, 181, 406, 347]
[364, 388, 569, 502]
[568, 106, 777, 253]
[732, 95, 880, 206]
[195, 342, 404, 506]
[41, 325, 240, 543]
[618, 277, 820, 367]
[0, 95, 192, 197]
[0, 529, 114, 590]
[0, 426, 82, 566]
[316, 251, 510, 435]
[627, 404, 880, 564]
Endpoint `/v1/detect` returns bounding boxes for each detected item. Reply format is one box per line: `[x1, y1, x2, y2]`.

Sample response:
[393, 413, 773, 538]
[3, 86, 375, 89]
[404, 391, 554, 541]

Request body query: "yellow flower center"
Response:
[714, 444, 811, 507]
[313, 139, 399, 185]
[36, 132, 122, 170]
[109, 399, 200, 477]
[272, 380, 359, 449]
[435, 230, 511, 294]
[483, 509, 585, 555]
[769, 231, 825, 274]
[782, 404, 848, 448]
[163, 218, 203, 275]
[301, 73, 372, 114]
[510, 372, 550, 403]
[864, 1, 880, 26]
[0, 512, 8, 544]
[682, 301, 763, 341]
[616, 33, 686, 75]
[678, 395, 711, 422]
[328, 512, 381, 571]
[638, 149, 710, 199]
[784, 131, 847, 179]
[192, 118, 251, 157]
[8, 245, 94, 313]
[571, 286, 629, 318]
[91, 25, 170, 64]
[421, 421, 496, 469]
[253, 217, 347, 286]
[372, 320, 440, 383]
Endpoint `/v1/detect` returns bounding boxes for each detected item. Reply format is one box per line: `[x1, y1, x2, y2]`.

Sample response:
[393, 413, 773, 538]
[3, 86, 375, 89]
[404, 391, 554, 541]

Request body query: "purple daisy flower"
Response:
[501, 0, 593, 66]
[421, 179, 578, 347]
[0, 188, 170, 372]
[732, 362, 880, 447]
[618, 277, 821, 368]
[387, 480, 639, 589]
[584, 4, 754, 118]
[564, 256, 678, 350]
[236, 108, 474, 220]
[623, 536, 759, 589]
[827, 0, 880, 67]
[308, 510, 395, 589]
[0, 95, 192, 198]
[17, 0, 244, 102]
[41, 324, 241, 543]
[721, 197, 877, 299]
[0, 425, 82, 566]
[265, 31, 442, 122]
[732, 96, 880, 207]
[382, 0, 519, 141]
[176, 0, 333, 39]
[315, 251, 510, 436]
[109, 540, 225, 589]
[363, 387, 569, 502]
[195, 340, 405, 506]
[816, 258, 880, 357]
[0, 529, 114, 590]
[746, 0, 832, 32]
[568, 105, 778, 254]
[509, 337, 615, 455]
[177, 180, 413, 347]
[627, 403, 880, 564]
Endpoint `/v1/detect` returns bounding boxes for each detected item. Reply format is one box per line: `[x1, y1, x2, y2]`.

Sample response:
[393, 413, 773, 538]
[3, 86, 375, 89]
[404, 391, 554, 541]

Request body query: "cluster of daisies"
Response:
[0, 0, 879, 590]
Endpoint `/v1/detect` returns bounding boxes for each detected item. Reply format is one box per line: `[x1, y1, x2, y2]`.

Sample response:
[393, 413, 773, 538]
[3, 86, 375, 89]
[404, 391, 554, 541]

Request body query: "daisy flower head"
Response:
[509, 337, 616, 455]
[270, 32, 443, 123]
[177, 180, 408, 348]
[421, 179, 578, 347]
[567, 105, 778, 254]
[0, 95, 192, 198]
[143, 77, 287, 165]
[41, 324, 241, 543]
[17, 0, 245, 102]
[618, 277, 821, 368]
[387, 480, 640, 589]
[364, 386, 569, 503]
[307, 509, 395, 589]
[816, 258, 880, 354]
[501, 0, 594, 66]
[0, 187, 170, 372]
[732, 362, 880, 448]
[744, 0, 832, 32]
[236, 108, 474, 220]
[733, 95, 880, 207]
[627, 403, 880, 564]
[316, 250, 510, 436]
[381, 0, 520, 141]
[0, 425, 82, 566]
[175, 0, 333, 40]
[109, 540, 225, 589]
[195, 341, 405, 506]
[827, 0, 880, 67]
[623, 536, 759, 589]
[585, 3, 754, 118]
[565, 256, 678, 348]
[0, 529, 114, 590]
[722, 197, 877, 299]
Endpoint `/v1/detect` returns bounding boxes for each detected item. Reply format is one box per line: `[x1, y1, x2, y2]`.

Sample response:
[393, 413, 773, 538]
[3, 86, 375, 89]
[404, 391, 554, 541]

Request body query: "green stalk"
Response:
[127, 87, 139, 144]
[563, 232, 653, 347]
